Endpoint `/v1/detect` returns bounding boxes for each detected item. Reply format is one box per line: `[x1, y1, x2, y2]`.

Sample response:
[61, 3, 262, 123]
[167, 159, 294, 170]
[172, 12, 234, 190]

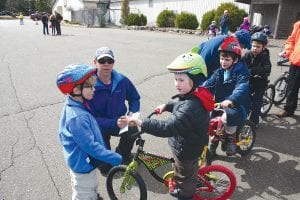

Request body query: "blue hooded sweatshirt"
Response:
[87, 69, 140, 135]
[58, 96, 122, 173]
[202, 60, 250, 126]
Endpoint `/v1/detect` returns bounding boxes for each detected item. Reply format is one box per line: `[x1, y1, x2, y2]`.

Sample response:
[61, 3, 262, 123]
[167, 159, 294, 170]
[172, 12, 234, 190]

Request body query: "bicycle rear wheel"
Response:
[194, 165, 236, 200]
[106, 166, 147, 200]
[236, 120, 256, 156]
[273, 75, 288, 105]
[260, 84, 275, 117]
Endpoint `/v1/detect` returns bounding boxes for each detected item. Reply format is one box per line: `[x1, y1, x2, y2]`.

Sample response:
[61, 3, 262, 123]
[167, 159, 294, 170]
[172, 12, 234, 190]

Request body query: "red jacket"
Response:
[285, 21, 300, 66]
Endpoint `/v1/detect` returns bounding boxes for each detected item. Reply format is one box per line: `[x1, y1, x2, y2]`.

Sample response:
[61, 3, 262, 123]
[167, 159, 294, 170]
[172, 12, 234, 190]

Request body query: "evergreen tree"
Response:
[120, 0, 129, 25]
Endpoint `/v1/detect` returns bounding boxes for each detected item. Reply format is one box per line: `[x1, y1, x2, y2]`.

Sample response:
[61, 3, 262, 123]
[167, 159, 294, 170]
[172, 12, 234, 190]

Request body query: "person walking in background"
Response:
[49, 14, 56, 36]
[18, 12, 24, 25]
[219, 10, 230, 35]
[55, 11, 63, 35]
[276, 20, 300, 117]
[240, 17, 250, 32]
[41, 13, 49, 35]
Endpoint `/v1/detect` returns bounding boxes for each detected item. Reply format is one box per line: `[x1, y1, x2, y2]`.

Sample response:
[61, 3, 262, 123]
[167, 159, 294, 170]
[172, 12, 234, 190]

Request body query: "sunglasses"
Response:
[98, 57, 114, 64]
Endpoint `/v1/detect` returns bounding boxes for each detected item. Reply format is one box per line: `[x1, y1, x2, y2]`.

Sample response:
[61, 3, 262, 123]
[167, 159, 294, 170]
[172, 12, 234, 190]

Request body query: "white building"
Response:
[110, 0, 249, 26]
[52, 0, 249, 26]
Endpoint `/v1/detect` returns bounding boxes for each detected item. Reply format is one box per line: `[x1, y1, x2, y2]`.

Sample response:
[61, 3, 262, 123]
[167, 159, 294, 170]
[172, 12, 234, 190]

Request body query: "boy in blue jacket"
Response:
[202, 38, 250, 156]
[57, 64, 122, 200]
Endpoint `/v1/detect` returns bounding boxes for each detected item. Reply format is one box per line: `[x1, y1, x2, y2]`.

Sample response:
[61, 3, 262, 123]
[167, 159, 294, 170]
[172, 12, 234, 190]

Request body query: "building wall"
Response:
[110, 0, 249, 26]
[277, 0, 300, 38]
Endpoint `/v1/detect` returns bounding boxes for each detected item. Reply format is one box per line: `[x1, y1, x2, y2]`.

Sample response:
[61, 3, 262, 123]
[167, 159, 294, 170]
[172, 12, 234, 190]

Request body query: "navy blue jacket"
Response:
[87, 70, 140, 135]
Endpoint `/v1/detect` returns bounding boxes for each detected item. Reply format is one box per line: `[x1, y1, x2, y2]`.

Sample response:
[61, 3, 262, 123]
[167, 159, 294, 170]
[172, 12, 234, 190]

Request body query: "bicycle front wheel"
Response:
[260, 84, 275, 117]
[273, 75, 288, 105]
[106, 166, 147, 200]
[194, 164, 236, 200]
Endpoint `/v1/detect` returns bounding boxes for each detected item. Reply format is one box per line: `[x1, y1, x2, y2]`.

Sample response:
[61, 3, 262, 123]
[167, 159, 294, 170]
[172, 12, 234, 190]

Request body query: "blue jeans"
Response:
[221, 26, 229, 35]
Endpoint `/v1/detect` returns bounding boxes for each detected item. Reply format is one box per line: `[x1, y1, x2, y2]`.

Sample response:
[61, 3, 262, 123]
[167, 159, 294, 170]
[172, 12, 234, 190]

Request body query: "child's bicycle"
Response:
[208, 103, 256, 157]
[273, 66, 289, 105]
[106, 112, 237, 200]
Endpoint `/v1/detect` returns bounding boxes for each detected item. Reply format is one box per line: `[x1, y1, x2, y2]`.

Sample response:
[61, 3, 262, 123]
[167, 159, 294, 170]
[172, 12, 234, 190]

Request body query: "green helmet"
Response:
[167, 52, 207, 77]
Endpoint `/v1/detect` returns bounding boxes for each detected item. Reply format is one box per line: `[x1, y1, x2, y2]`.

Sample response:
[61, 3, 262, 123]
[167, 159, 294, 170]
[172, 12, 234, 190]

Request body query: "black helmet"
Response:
[249, 25, 263, 35]
[251, 32, 268, 45]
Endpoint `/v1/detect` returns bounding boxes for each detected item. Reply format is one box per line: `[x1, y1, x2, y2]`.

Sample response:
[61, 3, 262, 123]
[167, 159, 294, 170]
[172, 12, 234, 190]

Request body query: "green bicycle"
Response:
[106, 112, 237, 200]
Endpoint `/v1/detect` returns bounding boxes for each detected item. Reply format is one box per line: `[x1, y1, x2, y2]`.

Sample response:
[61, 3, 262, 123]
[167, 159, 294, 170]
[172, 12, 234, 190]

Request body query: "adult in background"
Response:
[192, 29, 251, 78]
[86, 47, 141, 175]
[276, 20, 300, 117]
[49, 14, 56, 35]
[219, 10, 230, 35]
[55, 11, 63, 35]
[41, 13, 49, 35]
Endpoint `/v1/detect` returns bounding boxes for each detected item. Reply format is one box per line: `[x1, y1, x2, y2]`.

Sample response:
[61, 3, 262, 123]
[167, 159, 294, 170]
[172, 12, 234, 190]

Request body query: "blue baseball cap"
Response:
[234, 29, 251, 50]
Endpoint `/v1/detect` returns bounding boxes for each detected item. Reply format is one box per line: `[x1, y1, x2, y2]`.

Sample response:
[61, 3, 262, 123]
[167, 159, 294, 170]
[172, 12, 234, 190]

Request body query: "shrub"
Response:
[175, 12, 199, 30]
[201, 10, 216, 31]
[126, 13, 147, 26]
[140, 14, 147, 26]
[214, 3, 248, 32]
[156, 10, 177, 27]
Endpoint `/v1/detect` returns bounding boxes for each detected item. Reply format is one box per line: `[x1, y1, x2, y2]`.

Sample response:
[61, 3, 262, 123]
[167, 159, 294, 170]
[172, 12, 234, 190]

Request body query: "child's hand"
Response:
[154, 104, 166, 114]
[117, 116, 129, 129]
[221, 100, 233, 108]
[128, 118, 142, 127]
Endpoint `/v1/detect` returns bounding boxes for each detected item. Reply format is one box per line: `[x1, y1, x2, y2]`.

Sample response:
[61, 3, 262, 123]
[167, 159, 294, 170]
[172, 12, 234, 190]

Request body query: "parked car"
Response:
[0, 10, 17, 17]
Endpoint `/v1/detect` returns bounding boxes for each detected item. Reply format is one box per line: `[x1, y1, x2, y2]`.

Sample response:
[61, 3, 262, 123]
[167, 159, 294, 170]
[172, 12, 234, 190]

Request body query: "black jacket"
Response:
[141, 91, 211, 160]
[242, 48, 272, 87]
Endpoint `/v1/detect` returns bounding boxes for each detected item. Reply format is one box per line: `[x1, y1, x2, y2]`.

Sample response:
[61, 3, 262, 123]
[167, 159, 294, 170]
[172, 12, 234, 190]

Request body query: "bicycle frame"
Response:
[121, 135, 210, 189]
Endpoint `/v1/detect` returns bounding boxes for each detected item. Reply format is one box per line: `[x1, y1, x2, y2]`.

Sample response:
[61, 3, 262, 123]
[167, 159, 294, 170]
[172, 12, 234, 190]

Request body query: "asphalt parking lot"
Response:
[0, 18, 299, 200]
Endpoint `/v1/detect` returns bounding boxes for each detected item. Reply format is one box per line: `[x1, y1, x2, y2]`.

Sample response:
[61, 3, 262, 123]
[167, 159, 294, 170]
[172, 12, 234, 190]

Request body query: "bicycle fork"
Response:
[120, 161, 138, 193]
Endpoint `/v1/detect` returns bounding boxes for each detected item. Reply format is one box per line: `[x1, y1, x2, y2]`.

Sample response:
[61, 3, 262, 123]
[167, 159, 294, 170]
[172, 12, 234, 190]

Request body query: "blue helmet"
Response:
[235, 29, 251, 50]
[56, 64, 96, 95]
[251, 32, 268, 45]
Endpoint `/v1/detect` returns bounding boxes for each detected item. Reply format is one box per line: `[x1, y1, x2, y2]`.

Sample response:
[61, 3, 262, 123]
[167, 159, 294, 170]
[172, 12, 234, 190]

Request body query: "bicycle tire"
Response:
[236, 120, 256, 156]
[273, 75, 288, 105]
[260, 84, 275, 117]
[106, 166, 147, 200]
[194, 164, 236, 200]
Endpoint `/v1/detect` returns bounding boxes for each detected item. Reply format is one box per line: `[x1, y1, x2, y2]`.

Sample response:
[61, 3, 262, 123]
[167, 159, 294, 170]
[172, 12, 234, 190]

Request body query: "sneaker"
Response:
[169, 188, 180, 198]
[276, 110, 294, 118]
[226, 143, 236, 156]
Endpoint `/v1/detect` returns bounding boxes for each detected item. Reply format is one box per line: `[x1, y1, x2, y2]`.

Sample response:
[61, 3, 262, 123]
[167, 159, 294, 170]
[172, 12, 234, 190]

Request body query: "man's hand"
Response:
[117, 116, 128, 129]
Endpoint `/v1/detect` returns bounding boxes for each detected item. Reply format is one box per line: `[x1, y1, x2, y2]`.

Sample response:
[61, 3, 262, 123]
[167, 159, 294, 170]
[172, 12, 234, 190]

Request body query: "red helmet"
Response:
[56, 64, 96, 95]
[219, 37, 242, 56]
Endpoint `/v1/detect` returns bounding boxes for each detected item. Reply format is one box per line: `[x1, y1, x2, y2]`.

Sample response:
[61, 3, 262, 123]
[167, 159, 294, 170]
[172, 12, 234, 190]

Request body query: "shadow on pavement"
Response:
[214, 112, 300, 199]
